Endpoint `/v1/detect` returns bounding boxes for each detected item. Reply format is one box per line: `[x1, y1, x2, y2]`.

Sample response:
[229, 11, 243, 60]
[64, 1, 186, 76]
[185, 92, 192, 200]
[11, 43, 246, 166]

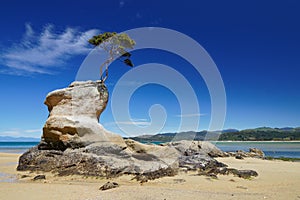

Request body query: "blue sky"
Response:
[0, 0, 300, 138]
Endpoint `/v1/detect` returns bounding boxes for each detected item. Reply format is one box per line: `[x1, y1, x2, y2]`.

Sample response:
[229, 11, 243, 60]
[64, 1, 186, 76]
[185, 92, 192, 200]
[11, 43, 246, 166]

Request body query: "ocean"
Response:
[0, 142, 39, 154]
[0, 141, 300, 158]
[214, 141, 300, 158]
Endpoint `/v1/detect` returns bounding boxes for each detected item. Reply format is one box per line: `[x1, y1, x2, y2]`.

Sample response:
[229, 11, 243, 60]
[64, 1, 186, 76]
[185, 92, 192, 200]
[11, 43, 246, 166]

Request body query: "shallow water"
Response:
[0, 172, 17, 183]
[214, 141, 300, 158]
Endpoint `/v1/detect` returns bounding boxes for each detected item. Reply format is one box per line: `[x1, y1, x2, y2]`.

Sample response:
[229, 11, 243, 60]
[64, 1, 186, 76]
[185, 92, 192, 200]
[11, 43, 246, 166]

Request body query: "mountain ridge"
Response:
[128, 127, 300, 143]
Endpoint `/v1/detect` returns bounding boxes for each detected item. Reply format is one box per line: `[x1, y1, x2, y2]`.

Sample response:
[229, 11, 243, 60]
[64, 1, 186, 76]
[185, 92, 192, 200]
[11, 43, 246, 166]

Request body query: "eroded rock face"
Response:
[40, 81, 124, 150]
[166, 140, 226, 157]
[17, 141, 179, 179]
[17, 139, 224, 180]
[18, 81, 180, 179]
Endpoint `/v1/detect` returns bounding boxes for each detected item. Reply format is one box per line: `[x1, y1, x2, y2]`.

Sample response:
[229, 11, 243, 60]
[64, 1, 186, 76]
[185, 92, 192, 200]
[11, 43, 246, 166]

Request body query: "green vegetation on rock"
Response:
[88, 32, 135, 82]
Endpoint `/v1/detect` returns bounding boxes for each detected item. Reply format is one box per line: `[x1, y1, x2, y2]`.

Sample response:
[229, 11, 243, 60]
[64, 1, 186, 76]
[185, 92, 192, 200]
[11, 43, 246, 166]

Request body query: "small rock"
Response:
[235, 170, 258, 179]
[136, 175, 148, 184]
[235, 155, 244, 160]
[20, 175, 30, 179]
[208, 173, 218, 179]
[236, 186, 247, 189]
[173, 179, 186, 183]
[99, 182, 119, 191]
[33, 175, 46, 181]
[179, 167, 188, 173]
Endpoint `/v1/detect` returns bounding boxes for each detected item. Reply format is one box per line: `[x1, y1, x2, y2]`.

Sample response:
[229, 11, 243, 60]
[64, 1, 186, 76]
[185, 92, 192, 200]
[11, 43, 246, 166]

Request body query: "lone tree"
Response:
[88, 32, 136, 82]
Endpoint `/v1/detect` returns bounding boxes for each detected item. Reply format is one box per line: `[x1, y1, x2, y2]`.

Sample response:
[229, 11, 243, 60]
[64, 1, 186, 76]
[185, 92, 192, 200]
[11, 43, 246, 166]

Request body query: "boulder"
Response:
[17, 140, 179, 179]
[200, 167, 258, 179]
[166, 140, 226, 157]
[235, 155, 244, 159]
[17, 139, 226, 180]
[40, 81, 124, 150]
[249, 148, 265, 158]
[33, 175, 46, 181]
[224, 168, 258, 179]
[179, 154, 227, 170]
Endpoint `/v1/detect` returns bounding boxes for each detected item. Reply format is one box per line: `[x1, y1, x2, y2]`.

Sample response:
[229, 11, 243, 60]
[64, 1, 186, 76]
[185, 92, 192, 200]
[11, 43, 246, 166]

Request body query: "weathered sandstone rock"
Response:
[40, 81, 124, 150]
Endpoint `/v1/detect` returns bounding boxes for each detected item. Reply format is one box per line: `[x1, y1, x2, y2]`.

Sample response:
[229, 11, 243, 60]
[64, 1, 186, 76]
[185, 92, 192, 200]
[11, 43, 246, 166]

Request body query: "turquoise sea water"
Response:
[0, 142, 39, 153]
[0, 141, 299, 158]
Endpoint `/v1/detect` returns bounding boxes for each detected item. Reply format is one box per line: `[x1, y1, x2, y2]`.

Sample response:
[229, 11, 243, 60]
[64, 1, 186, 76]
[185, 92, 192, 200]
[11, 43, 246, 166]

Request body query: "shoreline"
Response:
[212, 140, 300, 143]
[2, 140, 300, 143]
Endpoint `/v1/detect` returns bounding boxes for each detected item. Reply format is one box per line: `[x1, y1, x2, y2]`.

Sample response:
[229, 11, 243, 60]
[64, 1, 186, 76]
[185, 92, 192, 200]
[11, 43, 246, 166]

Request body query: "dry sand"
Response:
[0, 153, 300, 200]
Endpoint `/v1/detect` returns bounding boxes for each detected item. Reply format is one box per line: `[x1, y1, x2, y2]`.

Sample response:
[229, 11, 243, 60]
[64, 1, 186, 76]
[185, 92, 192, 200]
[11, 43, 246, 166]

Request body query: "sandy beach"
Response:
[0, 152, 299, 200]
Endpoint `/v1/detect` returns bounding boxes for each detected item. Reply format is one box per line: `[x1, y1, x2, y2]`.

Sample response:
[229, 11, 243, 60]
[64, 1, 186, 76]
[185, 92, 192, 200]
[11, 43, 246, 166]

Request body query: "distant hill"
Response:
[129, 127, 300, 143]
[219, 127, 300, 141]
[0, 136, 40, 142]
[128, 130, 223, 143]
[219, 129, 239, 133]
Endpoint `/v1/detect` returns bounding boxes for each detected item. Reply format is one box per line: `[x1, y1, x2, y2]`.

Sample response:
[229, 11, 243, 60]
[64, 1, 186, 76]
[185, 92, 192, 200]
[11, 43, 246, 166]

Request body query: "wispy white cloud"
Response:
[175, 113, 206, 118]
[105, 80, 144, 87]
[116, 121, 151, 126]
[24, 129, 41, 133]
[105, 118, 151, 127]
[119, 0, 125, 8]
[136, 12, 142, 19]
[0, 23, 100, 75]
[0, 130, 21, 137]
[0, 128, 42, 138]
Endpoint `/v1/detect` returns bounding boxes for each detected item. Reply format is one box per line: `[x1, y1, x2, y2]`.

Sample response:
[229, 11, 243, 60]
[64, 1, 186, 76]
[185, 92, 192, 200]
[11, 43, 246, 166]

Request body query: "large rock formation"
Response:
[17, 81, 258, 181]
[18, 81, 180, 178]
[40, 81, 124, 150]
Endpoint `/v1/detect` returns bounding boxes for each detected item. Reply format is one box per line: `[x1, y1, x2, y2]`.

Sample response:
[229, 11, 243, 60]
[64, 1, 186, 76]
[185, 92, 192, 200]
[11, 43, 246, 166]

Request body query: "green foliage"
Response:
[128, 128, 300, 143]
[88, 32, 135, 49]
[88, 32, 136, 82]
[128, 131, 220, 143]
[88, 32, 117, 46]
[219, 127, 300, 141]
